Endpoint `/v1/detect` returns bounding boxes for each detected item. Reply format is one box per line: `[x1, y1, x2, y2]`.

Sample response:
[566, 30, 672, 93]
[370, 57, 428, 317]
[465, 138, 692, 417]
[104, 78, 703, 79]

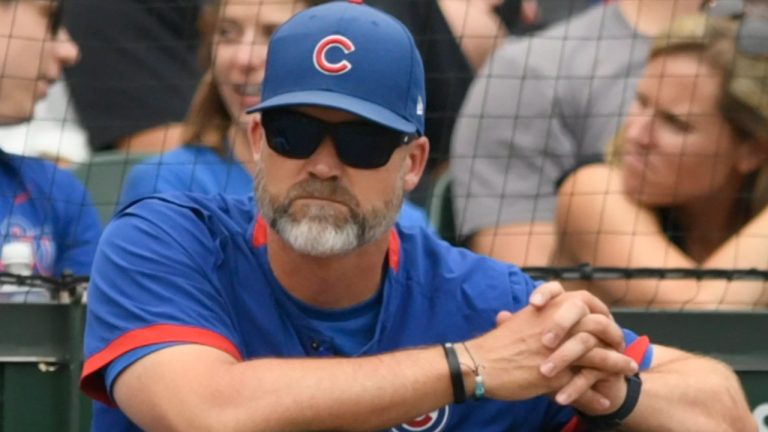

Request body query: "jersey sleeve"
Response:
[80, 197, 244, 406]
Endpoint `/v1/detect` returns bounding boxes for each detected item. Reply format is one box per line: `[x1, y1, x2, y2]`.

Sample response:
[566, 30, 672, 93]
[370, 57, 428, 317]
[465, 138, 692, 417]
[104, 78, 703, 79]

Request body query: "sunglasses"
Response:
[260, 109, 418, 170]
[705, 0, 768, 57]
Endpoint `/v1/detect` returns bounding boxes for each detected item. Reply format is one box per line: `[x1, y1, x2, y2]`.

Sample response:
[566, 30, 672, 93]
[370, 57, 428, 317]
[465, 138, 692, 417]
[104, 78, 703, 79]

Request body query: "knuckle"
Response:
[576, 331, 597, 347]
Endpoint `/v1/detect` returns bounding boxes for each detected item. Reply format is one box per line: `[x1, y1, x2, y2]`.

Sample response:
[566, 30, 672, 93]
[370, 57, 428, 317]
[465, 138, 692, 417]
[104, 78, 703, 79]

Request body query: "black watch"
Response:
[577, 373, 643, 431]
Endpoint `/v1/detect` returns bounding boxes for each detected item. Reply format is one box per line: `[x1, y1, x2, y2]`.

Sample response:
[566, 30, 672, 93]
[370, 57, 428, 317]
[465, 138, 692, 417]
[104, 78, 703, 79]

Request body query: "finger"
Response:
[540, 332, 598, 377]
[567, 387, 612, 413]
[529, 282, 565, 308]
[542, 300, 590, 348]
[570, 313, 625, 352]
[496, 310, 514, 326]
[555, 368, 604, 406]
[575, 348, 638, 377]
[571, 290, 612, 318]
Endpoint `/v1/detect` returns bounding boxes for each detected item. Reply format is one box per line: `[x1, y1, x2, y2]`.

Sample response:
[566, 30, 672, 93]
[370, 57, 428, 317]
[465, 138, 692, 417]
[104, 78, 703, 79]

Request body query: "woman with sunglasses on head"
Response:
[554, 13, 768, 309]
[118, 0, 432, 229]
[0, 0, 100, 284]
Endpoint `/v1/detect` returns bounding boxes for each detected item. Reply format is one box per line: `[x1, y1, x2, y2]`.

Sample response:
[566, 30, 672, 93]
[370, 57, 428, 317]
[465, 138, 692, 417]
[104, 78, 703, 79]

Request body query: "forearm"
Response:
[225, 349, 453, 431]
[623, 354, 754, 431]
[115, 344, 454, 432]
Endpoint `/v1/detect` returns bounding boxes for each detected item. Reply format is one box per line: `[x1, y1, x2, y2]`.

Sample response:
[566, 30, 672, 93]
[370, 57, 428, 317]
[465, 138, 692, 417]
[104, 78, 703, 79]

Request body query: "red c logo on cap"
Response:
[313, 35, 355, 75]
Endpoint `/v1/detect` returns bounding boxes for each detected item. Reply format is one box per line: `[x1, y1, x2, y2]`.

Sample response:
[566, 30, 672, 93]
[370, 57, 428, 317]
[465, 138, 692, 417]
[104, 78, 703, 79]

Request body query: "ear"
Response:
[402, 136, 430, 192]
[735, 138, 768, 174]
[249, 114, 265, 160]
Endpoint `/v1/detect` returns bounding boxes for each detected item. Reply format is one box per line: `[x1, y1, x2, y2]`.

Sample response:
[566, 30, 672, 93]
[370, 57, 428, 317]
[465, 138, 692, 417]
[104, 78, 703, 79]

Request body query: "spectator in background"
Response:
[371, 0, 600, 193]
[118, 0, 431, 228]
[64, 0, 202, 153]
[0, 80, 90, 166]
[555, 13, 768, 309]
[364, 0, 509, 205]
[0, 0, 101, 276]
[451, 0, 706, 265]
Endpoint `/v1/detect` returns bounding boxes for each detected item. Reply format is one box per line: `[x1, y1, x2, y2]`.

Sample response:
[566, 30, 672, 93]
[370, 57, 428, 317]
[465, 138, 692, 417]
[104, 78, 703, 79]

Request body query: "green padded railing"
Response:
[0, 303, 766, 431]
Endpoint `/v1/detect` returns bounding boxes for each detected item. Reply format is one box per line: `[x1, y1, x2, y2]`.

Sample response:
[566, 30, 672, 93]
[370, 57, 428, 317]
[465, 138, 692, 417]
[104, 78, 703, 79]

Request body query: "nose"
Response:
[55, 28, 80, 67]
[305, 136, 344, 180]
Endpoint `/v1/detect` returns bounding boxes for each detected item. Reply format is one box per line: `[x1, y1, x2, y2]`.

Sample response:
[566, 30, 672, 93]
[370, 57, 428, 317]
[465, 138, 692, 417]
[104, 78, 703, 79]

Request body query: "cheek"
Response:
[351, 170, 403, 208]
[4, 38, 44, 79]
[212, 48, 232, 79]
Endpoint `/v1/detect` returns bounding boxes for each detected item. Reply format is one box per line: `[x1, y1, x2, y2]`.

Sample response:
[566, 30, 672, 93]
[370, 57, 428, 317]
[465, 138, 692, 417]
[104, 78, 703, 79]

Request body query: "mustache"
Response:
[285, 178, 360, 209]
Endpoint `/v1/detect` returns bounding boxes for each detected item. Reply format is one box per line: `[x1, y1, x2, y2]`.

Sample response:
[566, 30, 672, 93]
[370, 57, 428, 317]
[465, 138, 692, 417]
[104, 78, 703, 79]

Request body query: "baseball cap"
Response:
[246, 0, 426, 135]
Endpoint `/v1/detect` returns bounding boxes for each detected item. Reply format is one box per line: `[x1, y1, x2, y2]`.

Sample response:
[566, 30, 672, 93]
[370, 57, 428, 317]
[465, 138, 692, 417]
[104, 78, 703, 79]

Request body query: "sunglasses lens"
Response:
[261, 110, 411, 169]
[262, 110, 323, 159]
[335, 124, 404, 169]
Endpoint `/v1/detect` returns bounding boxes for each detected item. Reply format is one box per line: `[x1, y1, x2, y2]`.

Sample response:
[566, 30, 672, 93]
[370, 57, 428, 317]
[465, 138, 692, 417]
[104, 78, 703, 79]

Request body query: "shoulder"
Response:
[134, 145, 220, 169]
[117, 192, 255, 233]
[122, 145, 223, 194]
[7, 154, 88, 196]
[397, 226, 537, 307]
[558, 163, 621, 196]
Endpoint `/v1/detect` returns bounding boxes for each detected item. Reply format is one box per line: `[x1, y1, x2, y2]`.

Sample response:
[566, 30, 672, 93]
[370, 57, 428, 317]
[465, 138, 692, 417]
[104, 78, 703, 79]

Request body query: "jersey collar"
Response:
[251, 215, 400, 272]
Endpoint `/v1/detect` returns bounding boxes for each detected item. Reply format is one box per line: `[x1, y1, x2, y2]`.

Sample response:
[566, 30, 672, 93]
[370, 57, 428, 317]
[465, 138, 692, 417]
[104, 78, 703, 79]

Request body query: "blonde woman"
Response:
[555, 14, 768, 309]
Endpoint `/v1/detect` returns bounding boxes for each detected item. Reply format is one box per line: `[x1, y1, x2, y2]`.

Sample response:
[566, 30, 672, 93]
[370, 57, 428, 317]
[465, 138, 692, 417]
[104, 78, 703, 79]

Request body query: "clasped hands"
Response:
[463, 282, 638, 416]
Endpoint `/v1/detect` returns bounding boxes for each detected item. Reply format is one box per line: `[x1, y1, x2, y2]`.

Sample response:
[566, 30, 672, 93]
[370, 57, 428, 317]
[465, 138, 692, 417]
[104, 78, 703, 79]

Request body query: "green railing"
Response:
[0, 302, 766, 431]
[613, 310, 768, 430]
[0, 303, 89, 432]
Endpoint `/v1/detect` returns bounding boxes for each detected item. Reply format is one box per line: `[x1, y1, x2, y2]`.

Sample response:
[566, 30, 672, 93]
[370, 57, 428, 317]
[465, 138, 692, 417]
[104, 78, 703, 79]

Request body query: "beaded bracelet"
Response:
[461, 342, 486, 400]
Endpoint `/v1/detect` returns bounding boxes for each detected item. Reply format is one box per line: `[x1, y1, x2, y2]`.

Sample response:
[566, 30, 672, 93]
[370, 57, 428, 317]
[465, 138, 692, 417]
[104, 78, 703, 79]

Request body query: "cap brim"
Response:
[246, 90, 418, 134]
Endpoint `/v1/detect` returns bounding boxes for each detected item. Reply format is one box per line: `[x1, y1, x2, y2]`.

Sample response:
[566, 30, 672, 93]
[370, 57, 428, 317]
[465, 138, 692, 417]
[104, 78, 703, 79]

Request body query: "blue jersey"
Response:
[119, 144, 432, 229]
[82, 193, 651, 431]
[0, 152, 100, 276]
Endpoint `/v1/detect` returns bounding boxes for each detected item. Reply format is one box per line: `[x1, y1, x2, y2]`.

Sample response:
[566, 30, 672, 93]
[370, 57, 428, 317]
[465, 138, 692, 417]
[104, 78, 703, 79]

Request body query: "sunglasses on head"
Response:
[260, 109, 418, 170]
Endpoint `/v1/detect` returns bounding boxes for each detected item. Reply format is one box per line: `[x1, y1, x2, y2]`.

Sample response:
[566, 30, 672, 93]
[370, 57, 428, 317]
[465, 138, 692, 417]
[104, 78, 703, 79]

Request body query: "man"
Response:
[451, 0, 706, 265]
[0, 0, 101, 278]
[81, 1, 754, 430]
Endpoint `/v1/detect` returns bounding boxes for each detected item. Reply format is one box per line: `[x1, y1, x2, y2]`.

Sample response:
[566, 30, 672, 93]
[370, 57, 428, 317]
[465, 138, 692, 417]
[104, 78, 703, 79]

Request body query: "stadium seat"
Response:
[72, 151, 153, 226]
[428, 171, 458, 244]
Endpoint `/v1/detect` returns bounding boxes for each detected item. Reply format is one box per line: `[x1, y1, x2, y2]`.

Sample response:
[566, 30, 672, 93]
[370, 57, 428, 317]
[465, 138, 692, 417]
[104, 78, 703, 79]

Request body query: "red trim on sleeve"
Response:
[561, 417, 587, 432]
[388, 229, 400, 272]
[80, 324, 243, 406]
[624, 335, 650, 365]
[14, 192, 29, 205]
[252, 215, 268, 247]
[561, 335, 651, 431]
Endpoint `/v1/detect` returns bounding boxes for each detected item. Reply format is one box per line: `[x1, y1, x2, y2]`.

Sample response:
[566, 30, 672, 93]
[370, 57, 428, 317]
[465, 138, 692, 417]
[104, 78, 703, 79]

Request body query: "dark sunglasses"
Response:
[705, 0, 768, 57]
[260, 109, 418, 170]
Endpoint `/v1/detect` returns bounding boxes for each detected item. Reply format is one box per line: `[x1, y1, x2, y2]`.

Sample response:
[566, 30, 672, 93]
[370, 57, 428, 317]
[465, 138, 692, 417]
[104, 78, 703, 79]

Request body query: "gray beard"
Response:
[254, 162, 404, 257]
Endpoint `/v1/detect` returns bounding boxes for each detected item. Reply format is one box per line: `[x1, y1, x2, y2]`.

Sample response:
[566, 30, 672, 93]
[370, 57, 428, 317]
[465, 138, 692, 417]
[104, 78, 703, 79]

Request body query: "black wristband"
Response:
[442, 343, 466, 404]
[577, 373, 643, 431]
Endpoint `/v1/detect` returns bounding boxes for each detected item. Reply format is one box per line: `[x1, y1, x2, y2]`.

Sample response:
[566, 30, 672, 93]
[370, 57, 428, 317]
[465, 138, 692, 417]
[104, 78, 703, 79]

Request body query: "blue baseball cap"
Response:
[246, 0, 426, 135]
